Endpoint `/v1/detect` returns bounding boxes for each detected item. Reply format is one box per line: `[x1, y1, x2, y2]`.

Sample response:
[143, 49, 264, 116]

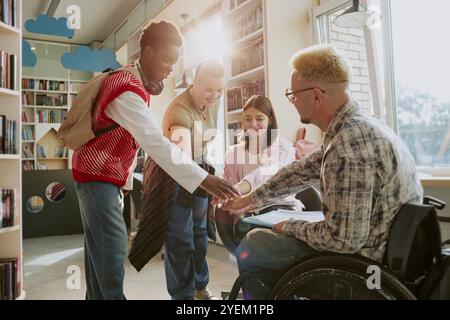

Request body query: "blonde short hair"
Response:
[290, 45, 351, 83]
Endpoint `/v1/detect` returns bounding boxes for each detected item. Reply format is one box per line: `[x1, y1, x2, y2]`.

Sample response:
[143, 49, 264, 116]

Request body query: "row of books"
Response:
[230, 6, 263, 42]
[0, 50, 17, 91]
[22, 78, 35, 89]
[36, 144, 46, 158]
[36, 162, 47, 170]
[231, 37, 264, 77]
[54, 146, 69, 158]
[0, 189, 15, 228]
[22, 92, 34, 105]
[21, 126, 34, 141]
[0, 258, 20, 300]
[0, 115, 17, 154]
[227, 79, 265, 111]
[36, 94, 68, 107]
[0, 0, 17, 27]
[22, 79, 67, 92]
[36, 144, 69, 159]
[22, 143, 33, 159]
[36, 109, 67, 123]
[229, 0, 248, 11]
[36, 80, 67, 92]
[22, 160, 34, 171]
[21, 110, 34, 123]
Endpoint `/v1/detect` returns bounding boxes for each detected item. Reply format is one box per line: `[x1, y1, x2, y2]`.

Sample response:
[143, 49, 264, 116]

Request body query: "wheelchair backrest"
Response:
[385, 202, 442, 288]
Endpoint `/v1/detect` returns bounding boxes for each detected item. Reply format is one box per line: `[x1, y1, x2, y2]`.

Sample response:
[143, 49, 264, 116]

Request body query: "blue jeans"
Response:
[75, 181, 128, 300]
[164, 184, 209, 300]
[236, 228, 320, 300]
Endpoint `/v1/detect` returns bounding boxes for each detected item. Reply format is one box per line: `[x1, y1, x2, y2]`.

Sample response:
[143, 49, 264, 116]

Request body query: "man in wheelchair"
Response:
[223, 45, 425, 300]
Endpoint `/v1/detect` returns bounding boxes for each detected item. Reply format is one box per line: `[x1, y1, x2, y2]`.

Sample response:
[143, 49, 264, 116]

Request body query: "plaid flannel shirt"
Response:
[252, 100, 423, 262]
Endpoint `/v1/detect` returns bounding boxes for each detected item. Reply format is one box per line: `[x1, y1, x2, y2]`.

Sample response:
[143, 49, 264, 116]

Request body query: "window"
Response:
[314, 0, 450, 173]
[390, 0, 450, 169]
[315, 1, 378, 115]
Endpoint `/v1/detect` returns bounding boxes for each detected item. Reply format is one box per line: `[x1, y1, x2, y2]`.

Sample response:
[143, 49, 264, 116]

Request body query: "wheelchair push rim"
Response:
[269, 255, 416, 300]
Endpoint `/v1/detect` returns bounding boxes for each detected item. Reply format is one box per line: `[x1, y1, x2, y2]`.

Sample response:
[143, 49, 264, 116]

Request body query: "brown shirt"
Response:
[163, 86, 219, 161]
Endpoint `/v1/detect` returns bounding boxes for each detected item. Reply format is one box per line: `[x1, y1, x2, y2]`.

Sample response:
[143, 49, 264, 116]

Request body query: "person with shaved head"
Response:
[160, 60, 225, 300]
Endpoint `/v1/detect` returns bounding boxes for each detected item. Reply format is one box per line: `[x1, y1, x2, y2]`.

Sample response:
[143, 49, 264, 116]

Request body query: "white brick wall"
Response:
[329, 12, 373, 113]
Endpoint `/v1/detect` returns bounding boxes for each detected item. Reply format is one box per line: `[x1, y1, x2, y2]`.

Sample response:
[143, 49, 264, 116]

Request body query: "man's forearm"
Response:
[252, 148, 323, 207]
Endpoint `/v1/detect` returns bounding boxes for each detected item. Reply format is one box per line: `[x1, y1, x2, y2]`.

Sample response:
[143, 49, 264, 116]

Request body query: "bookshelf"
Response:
[222, 0, 268, 148]
[21, 77, 87, 171]
[0, 0, 25, 300]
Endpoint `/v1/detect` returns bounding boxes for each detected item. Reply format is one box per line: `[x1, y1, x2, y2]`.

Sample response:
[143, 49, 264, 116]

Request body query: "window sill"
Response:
[420, 177, 450, 188]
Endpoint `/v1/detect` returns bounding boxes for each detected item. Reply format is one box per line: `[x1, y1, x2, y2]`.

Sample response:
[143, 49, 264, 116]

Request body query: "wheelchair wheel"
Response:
[269, 255, 416, 300]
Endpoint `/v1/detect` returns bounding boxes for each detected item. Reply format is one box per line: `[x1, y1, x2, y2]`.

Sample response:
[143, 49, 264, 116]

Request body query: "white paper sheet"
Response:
[243, 210, 325, 228]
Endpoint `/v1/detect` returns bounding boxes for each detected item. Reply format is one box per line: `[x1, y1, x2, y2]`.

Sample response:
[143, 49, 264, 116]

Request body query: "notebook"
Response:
[243, 210, 325, 228]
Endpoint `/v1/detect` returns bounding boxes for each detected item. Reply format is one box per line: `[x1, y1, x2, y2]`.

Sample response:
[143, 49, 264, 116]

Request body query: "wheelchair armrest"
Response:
[295, 187, 322, 211]
[423, 196, 446, 210]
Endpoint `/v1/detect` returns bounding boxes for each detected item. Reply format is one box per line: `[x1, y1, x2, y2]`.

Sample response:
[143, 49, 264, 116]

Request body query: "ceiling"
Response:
[155, 0, 221, 33]
[22, 0, 142, 45]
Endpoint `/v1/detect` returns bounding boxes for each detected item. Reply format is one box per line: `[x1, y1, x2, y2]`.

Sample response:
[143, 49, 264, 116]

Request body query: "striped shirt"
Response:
[252, 100, 423, 262]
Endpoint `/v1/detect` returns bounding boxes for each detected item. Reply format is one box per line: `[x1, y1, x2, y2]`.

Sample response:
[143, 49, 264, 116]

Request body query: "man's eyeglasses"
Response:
[285, 87, 326, 104]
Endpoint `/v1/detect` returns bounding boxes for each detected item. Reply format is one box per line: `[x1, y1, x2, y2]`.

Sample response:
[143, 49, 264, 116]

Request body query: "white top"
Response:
[224, 136, 304, 211]
[105, 91, 208, 193]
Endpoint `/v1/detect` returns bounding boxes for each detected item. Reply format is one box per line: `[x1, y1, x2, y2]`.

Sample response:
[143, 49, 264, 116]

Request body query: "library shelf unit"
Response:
[222, 0, 268, 148]
[21, 77, 87, 171]
[0, 0, 26, 300]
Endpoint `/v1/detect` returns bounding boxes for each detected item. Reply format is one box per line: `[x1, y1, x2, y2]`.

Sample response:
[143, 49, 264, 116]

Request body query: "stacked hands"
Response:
[201, 175, 288, 234]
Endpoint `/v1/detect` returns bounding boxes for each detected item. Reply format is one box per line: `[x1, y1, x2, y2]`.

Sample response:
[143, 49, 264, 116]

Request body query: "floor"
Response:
[23, 234, 239, 300]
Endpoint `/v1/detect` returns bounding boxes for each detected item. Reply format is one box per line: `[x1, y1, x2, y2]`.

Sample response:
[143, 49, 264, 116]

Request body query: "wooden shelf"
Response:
[0, 87, 20, 97]
[0, 21, 20, 35]
[229, 65, 265, 85]
[1, 0, 24, 302]
[37, 158, 69, 160]
[231, 28, 263, 47]
[35, 90, 68, 94]
[35, 106, 68, 109]
[0, 225, 20, 234]
[421, 177, 450, 188]
[0, 154, 20, 160]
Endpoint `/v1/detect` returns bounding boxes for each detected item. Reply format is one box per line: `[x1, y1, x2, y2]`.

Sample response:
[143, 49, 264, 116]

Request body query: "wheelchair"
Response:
[215, 188, 447, 300]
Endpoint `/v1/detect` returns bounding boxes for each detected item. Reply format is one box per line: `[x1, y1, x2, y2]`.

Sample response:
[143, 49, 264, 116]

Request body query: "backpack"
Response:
[57, 66, 142, 151]
[427, 241, 450, 300]
[385, 196, 450, 299]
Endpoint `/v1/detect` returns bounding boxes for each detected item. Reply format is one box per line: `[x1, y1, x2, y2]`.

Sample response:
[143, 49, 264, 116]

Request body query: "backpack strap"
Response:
[91, 66, 142, 138]
[93, 124, 120, 137]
